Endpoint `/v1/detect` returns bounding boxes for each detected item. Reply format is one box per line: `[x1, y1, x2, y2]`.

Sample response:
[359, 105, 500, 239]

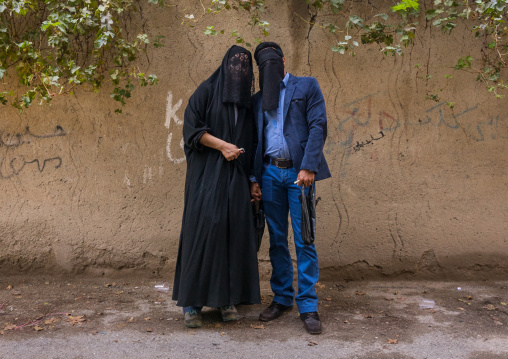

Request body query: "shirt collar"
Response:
[281, 72, 290, 88]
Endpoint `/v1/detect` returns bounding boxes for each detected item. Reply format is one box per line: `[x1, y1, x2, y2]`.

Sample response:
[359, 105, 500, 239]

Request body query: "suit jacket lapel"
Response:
[283, 74, 297, 123]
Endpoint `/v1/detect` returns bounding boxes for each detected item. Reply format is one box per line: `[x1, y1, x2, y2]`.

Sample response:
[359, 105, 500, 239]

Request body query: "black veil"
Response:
[223, 49, 254, 107]
[254, 42, 285, 112]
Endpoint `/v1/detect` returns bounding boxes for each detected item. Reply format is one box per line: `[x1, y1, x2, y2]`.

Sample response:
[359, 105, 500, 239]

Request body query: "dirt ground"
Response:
[1, 276, 508, 358]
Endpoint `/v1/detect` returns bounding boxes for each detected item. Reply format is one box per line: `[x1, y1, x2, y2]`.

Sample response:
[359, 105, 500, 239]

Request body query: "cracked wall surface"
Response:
[0, 1, 507, 279]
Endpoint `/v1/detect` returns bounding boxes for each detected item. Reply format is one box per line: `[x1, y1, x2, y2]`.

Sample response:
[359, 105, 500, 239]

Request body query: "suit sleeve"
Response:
[300, 78, 327, 173]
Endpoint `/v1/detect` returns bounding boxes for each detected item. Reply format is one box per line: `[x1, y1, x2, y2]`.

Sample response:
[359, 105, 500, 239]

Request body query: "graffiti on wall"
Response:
[351, 131, 385, 153]
[0, 156, 63, 179]
[331, 93, 508, 177]
[337, 93, 507, 143]
[0, 125, 66, 148]
[0, 125, 66, 179]
[165, 91, 185, 164]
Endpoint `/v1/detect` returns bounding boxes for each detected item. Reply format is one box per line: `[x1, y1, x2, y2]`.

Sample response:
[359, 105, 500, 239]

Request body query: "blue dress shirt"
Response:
[250, 73, 291, 183]
[263, 72, 291, 159]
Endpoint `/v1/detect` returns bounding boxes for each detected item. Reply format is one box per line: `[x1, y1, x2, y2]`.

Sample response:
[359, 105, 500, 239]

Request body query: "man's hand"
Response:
[296, 169, 315, 187]
[220, 142, 242, 161]
[250, 182, 262, 202]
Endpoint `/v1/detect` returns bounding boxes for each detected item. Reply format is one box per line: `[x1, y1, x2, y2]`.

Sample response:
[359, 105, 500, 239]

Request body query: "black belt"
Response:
[264, 156, 293, 169]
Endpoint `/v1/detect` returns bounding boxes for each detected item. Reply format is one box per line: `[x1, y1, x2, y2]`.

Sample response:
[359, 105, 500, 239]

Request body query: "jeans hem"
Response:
[297, 305, 319, 314]
[273, 296, 294, 307]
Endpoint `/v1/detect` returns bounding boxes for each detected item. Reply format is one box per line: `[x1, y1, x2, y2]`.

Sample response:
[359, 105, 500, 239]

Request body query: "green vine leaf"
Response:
[0, 0, 164, 112]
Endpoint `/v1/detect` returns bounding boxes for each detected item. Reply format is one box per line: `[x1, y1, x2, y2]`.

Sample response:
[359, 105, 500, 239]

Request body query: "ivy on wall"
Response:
[1, 0, 507, 112]
[0, 0, 164, 112]
[195, 0, 508, 101]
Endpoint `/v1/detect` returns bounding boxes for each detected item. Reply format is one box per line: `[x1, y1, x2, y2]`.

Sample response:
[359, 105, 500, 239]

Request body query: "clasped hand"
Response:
[250, 182, 262, 203]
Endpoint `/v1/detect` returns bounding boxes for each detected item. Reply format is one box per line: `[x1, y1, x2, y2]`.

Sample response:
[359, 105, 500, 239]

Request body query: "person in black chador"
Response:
[172, 46, 261, 328]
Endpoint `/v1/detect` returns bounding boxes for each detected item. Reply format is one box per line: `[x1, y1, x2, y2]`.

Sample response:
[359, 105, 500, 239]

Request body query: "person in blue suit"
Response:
[250, 42, 331, 334]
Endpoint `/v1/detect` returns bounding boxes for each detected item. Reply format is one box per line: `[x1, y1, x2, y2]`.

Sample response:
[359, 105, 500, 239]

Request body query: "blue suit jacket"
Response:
[252, 74, 331, 187]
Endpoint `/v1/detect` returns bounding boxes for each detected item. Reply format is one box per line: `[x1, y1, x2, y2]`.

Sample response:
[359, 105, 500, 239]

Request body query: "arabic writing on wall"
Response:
[337, 93, 507, 142]
[331, 93, 508, 178]
[0, 126, 66, 179]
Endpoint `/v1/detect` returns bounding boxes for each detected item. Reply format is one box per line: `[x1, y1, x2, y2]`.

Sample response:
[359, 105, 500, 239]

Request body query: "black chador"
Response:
[172, 46, 261, 308]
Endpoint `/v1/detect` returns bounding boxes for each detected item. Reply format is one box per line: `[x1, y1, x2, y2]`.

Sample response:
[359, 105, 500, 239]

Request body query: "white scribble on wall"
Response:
[124, 171, 131, 189]
[143, 165, 153, 184]
[165, 91, 185, 164]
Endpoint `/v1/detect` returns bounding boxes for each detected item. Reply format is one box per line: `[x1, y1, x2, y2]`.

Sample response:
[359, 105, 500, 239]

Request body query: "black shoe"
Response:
[259, 301, 293, 322]
[300, 312, 322, 334]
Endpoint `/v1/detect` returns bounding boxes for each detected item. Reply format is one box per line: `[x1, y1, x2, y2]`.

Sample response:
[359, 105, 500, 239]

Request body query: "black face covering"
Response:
[223, 49, 254, 108]
[255, 47, 285, 112]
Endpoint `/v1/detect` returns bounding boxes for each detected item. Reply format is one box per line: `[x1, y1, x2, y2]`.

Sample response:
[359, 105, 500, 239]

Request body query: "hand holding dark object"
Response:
[299, 185, 317, 245]
[250, 182, 262, 202]
[296, 169, 315, 187]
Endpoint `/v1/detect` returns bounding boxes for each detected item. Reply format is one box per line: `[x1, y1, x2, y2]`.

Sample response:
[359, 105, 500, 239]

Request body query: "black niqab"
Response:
[224, 50, 254, 107]
[172, 45, 261, 308]
[254, 43, 285, 112]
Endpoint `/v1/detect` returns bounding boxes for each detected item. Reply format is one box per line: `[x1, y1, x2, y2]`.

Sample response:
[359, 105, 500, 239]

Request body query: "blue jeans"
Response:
[262, 164, 319, 313]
